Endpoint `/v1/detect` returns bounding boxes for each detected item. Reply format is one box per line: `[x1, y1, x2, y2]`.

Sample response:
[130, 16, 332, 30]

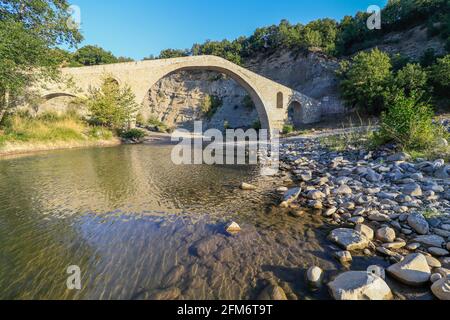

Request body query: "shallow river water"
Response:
[0, 143, 393, 300]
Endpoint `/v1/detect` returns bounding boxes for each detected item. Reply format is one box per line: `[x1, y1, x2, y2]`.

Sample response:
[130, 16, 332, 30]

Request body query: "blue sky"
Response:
[72, 0, 388, 60]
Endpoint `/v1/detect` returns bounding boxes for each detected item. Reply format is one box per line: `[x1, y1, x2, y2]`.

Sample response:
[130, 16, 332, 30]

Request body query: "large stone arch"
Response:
[140, 65, 271, 131]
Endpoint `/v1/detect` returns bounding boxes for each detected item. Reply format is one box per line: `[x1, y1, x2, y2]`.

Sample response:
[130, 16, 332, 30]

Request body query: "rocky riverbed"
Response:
[263, 135, 450, 300]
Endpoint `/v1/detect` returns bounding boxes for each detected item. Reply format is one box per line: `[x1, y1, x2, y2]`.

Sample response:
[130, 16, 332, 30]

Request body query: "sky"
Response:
[72, 0, 388, 60]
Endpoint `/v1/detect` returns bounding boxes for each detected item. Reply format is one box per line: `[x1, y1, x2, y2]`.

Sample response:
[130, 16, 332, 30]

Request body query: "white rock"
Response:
[387, 253, 431, 286]
[355, 224, 374, 241]
[306, 266, 323, 285]
[328, 271, 393, 300]
[225, 222, 241, 235]
[334, 251, 353, 264]
[376, 227, 396, 243]
[335, 185, 353, 195]
[240, 182, 257, 191]
[329, 228, 370, 251]
[431, 277, 450, 300]
[307, 190, 325, 200]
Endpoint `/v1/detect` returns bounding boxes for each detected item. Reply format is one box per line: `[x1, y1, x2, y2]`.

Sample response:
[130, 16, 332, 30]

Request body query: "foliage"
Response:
[377, 93, 436, 150]
[200, 95, 222, 119]
[429, 54, 450, 98]
[158, 49, 190, 59]
[120, 128, 146, 141]
[0, 0, 83, 121]
[84, 77, 139, 130]
[72, 45, 120, 66]
[338, 49, 392, 114]
[282, 124, 294, 134]
[419, 48, 438, 67]
[389, 63, 429, 100]
[147, 117, 170, 133]
[252, 120, 262, 130]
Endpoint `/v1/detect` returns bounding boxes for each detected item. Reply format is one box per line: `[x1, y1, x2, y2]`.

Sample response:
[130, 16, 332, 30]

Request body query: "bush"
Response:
[338, 49, 392, 114]
[252, 120, 262, 130]
[120, 128, 146, 141]
[430, 54, 450, 98]
[147, 117, 169, 133]
[200, 95, 222, 119]
[282, 124, 294, 134]
[377, 94, 436, 151]
[387, 63, 429, 101]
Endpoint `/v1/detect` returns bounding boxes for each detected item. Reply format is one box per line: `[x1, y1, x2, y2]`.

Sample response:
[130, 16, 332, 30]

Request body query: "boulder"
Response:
[335, 185, 353, 195]
[328, 271, 393, 300]
[329, 228, 369, 251]
[355, 224, 374, 241]
[402, 183, 423, 197]
[431, 277, 450, 300]
[387, 253, 431, 286]
[307, 190, 325, 200]
[376, 227, 396, 243]
[407, 213, 430, 235]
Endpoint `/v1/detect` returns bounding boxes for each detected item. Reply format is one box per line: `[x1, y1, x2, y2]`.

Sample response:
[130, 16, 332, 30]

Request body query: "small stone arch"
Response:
[288, 100, 302, 129]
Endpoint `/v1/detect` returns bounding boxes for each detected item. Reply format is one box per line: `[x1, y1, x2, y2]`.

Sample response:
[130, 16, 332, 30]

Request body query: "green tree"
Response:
[338, 49, 392, 114]
[0, 0, 82, 122]
[85, 77, 139, 130]
[72, 45, 119, 66]
[430, 54, 450, 98]
[391, 63, 429, 99]
[158, 49, 190, 59]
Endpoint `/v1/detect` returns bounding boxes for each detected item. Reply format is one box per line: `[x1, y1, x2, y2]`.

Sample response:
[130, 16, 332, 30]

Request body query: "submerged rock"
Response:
[387, 253, 431, 286]
[240, 182, 257, 190]
[328, 271, 392, 300]
[226, 222, 241, 235]
[257, 285, 288, 300]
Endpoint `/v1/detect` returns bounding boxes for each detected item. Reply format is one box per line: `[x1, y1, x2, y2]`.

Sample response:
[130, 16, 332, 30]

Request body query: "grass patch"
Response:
[0, 112, 114, 147]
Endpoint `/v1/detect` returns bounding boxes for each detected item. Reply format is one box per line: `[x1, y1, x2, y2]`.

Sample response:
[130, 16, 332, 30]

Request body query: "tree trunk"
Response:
[0, 90, 9, 124]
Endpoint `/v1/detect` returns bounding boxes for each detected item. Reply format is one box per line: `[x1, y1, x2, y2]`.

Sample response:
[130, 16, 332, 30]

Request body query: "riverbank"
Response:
[266, 132, 450, 300]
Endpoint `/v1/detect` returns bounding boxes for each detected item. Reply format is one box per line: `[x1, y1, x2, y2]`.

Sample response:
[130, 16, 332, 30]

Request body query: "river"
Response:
[0, 142, 385, 300]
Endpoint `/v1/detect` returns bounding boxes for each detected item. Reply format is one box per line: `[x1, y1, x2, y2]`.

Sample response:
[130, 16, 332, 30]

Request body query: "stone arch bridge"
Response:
[37, 55, 320, 132]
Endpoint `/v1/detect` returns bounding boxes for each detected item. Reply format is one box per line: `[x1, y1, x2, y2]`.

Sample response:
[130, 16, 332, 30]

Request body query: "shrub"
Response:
[120, 128, 146, 141]
[377, 94, 435, 150]
[147, 117, 169, 133]
[393, 63, 430, 99]
[200, 95, 222, 119]
[282, 124, 294, 134]
[338, 49, 392, 114]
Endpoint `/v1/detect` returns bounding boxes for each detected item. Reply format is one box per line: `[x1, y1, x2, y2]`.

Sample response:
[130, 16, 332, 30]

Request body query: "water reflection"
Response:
[0, 144, 338, 300]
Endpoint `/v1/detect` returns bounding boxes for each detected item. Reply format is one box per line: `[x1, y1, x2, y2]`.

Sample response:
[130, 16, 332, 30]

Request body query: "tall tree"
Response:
[0, 0, 83, 122]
